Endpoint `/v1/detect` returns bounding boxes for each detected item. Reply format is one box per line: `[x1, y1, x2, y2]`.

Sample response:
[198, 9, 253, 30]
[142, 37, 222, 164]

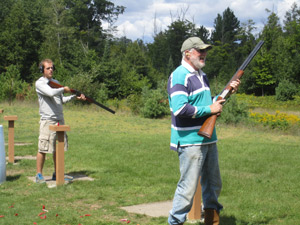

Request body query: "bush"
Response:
[219, 95, 249, 124]
[275, 79, 298, 101]
[141, 83, 169, 119]
[0, 65, 26, 103]
[127, 94, 143, 115]
[96, 83, 108, 104]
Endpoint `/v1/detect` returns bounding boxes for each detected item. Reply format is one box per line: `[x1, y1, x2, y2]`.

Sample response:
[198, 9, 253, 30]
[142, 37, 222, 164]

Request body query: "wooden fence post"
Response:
[4, 116, 18, 163]
[188, 177, 202, 221]
[49, 125, 70, 186]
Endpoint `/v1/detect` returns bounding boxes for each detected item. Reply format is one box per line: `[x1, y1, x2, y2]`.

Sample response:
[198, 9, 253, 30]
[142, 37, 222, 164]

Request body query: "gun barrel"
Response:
[48, 80, 115, 114]
[239, 40, 264, 71]
[198, 40, 264, 139]
[221, 40, 264, 99]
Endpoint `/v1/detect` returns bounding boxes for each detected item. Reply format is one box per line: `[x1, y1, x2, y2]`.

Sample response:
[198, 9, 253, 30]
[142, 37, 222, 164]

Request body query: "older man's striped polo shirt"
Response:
[167, 60, 218, 151]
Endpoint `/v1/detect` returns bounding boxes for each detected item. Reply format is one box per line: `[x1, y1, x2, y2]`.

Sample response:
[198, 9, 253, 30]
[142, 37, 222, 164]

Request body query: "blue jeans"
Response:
[168, 144, 223, 225]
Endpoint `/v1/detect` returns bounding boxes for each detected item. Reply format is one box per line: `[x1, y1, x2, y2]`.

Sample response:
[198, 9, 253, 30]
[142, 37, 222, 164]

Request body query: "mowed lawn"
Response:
[0, 102, 299, 225]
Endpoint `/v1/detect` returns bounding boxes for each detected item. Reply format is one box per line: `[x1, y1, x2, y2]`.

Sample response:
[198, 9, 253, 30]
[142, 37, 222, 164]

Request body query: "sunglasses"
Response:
[195, 49, 207, 53]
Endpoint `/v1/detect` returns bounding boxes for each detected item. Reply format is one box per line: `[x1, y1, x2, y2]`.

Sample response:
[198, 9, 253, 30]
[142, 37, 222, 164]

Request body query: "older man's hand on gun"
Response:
[230, 79, 241, 94]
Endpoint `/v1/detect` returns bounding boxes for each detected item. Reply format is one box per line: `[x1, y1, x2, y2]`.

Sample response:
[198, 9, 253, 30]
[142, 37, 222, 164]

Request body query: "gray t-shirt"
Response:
[35, 77, 76, 121]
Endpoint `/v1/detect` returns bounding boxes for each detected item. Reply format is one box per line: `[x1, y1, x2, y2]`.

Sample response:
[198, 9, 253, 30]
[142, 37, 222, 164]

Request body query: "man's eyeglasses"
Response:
[195, 49, 207, 54]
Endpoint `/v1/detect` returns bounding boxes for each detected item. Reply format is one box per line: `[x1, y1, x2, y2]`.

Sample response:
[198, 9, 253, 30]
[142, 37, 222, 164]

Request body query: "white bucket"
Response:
[0, 125, 6, 184]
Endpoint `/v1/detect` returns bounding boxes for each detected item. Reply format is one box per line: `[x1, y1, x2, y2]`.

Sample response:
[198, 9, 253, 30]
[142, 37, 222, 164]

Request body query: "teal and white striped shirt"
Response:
[167, 60, 217, 150]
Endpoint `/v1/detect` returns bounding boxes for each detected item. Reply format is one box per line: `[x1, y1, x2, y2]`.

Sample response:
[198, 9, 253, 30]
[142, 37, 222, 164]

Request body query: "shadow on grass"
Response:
[68, 170, 95, 178]
[6, 174, 21, 182]
[220, 215, 239, 224]
[221, 214, 274, 225]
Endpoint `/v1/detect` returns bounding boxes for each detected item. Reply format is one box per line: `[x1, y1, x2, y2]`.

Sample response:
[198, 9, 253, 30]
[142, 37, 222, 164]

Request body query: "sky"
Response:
[106, 0, 297, 43]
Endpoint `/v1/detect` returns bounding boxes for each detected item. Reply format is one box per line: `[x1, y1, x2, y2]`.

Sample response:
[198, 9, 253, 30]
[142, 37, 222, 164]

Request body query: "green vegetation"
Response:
[1, 1, 300, 223]
[1, 1, 300, 118]
[0, 98, 299, 224]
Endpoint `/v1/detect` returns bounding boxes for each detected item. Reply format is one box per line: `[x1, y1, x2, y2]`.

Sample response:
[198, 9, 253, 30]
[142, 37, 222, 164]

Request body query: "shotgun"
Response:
[48, 80, 115, 114]
[197, 40, 264, 139]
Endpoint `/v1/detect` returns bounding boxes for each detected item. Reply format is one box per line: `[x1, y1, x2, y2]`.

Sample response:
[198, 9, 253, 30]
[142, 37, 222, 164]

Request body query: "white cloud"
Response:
[109, 0, 297, 42]
[277, 0, 297, 22]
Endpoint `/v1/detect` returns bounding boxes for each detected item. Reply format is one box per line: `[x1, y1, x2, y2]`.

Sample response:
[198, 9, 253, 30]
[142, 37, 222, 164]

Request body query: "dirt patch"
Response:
[27, 173, 94, 188]
[120, 200, 173, 217]
[6, 155, 36, 160]
[5, 142, 33, 146]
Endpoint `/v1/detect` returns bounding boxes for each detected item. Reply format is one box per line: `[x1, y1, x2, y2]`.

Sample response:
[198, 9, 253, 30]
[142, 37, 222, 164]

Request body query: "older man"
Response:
[167, 37, 240, 225]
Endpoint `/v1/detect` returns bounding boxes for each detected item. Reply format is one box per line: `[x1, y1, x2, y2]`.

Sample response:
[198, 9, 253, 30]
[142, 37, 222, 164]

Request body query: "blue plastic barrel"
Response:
[0, 125, 6, 184]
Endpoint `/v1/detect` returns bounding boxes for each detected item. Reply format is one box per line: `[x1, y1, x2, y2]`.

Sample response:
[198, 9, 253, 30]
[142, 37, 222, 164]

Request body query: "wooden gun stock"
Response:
[197, 114, 218, 139]
[198, 40, 264, 139]
[48, 80, 115, 114]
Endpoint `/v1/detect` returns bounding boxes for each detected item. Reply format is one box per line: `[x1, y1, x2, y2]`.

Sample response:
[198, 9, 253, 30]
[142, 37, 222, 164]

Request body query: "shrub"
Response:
[127, 94, 143, 115]
[0, 65, 26, 103]
[275, 79, 298, 101]
[96, 83, 108, 104]
[250, 110, 300, 130]
[141, 83, 169, 119]
[218, 95, 249, 124]
[141, 90, 169, 118]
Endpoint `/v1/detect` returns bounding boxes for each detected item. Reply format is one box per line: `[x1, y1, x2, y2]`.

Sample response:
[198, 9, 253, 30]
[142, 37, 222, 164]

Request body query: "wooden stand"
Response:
[49, 125, 70, 186]
[0, 109, 3, 113]
[4, 116, 18, 163]
[188, 178, 202, 221]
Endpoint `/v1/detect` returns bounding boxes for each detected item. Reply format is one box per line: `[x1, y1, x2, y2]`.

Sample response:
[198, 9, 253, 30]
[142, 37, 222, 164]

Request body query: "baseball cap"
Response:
[181, 37, 212, 53]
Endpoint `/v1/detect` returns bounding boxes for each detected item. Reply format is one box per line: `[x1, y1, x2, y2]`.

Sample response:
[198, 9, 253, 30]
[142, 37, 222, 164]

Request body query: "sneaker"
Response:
[52, 172, 73, 181]
[36, 173, 46, 183]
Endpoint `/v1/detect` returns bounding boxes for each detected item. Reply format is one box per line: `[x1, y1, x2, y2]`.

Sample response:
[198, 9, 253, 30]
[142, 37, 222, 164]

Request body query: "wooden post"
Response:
[188, 177, 202, 221]
[49, 125, 70, 186]
[4, 116, 18, 163]
[0, 110, 3, 121]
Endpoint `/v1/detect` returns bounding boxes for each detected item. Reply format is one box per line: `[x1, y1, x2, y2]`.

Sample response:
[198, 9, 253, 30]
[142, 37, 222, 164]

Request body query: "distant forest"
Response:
[0, 0, 299, 106]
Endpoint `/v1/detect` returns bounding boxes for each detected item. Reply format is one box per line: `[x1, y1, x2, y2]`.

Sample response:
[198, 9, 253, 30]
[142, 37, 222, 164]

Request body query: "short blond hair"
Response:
[39, 58, 53, 67]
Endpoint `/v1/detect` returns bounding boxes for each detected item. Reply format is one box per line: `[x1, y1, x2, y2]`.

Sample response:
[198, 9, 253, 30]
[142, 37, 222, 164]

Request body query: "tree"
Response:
[211, 7, 240, 45]
[280, 3, 300, 83]
[0, 0, 45, 81]
[147, 31, 170, 75]
[252, 51, 276, 96]
[148, 19, 205, 75]
[260, 10, 282, 50]
[40, 0, 75, 66]
[195, 25, 210, 43]
[165, 20, 196, 67]
[252, 11, 282, 95]
[234, 19, 257, 89]
[204, 42, 236, 88]
[40, 0, 122, 77]
[63, 0, 124, 52]
[236, 19, 257, 60]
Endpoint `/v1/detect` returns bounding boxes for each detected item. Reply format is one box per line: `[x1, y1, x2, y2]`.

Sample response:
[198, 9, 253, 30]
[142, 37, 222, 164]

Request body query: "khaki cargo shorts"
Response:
[38, 119, 68, 154]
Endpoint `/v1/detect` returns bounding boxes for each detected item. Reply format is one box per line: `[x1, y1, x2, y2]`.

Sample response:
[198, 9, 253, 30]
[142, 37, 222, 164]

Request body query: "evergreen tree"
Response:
[251, 11, 281, 95]
[63, 0, 124, 52]
[196, 25, 211, 43]
[281, 3, 300, 84]
[211, 7, 240, 46]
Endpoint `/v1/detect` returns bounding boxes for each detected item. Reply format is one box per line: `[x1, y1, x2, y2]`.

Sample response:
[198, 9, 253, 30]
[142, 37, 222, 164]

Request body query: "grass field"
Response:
[0, 101, 299, 225]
